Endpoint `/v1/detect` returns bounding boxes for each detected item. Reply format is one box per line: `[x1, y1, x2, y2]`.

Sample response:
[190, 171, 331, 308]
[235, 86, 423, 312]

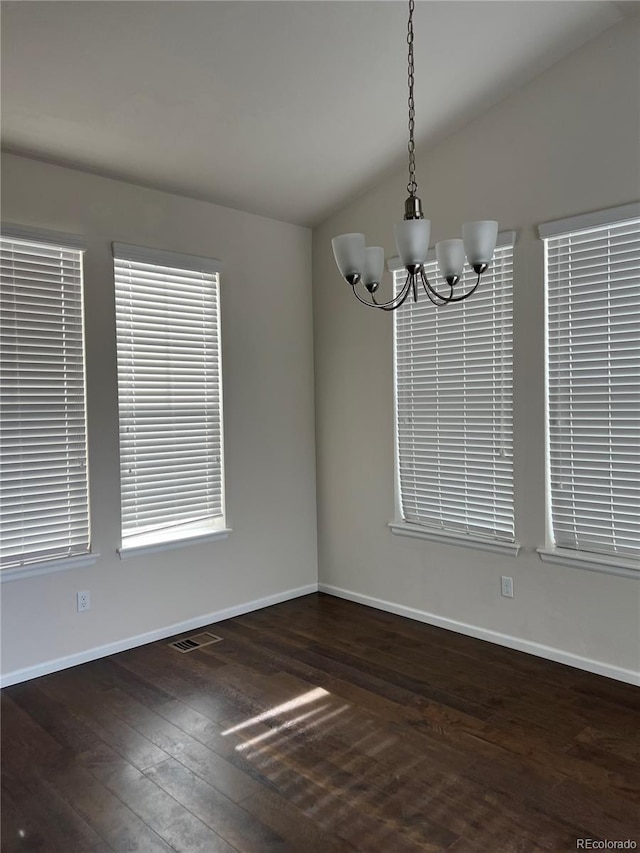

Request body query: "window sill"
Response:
[537, 547, 639, 580]
[117, 527, 231, 560]
[389, 521, 520, 556]
[0, 552, 100, 583]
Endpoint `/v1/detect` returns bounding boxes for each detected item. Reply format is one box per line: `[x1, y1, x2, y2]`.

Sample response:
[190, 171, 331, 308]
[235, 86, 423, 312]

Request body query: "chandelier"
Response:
[331, 0, 498, 311]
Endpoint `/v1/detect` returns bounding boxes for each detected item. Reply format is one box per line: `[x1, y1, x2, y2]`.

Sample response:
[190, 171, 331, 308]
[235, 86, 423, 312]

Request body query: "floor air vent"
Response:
[168, 632, 223, 653]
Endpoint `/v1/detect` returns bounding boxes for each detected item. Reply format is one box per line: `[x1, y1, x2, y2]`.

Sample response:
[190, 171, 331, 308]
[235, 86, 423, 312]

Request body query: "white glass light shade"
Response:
[394, 219, 431, 267]
[436, 239, 465, 279]
[332, 233, 366, 280]
[462, 221, 498, 265]
[363, 247, 385, 286]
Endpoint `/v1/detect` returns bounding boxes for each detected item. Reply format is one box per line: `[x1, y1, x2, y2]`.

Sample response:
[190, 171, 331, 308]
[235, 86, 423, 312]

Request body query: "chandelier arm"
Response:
[419, 268, 451, 306]
[422, 283, 448, 307]
[379, 273, 415, 311]
[350, 286, 380, 309]
[419, 268, 483, 305]
[442, 272, 482, 302]
[351, 272, 412, 310]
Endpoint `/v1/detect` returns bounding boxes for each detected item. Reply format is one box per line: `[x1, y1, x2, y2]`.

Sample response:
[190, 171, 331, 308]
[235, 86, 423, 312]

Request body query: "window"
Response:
[1, 226, 90, 573]
[113, 243, 226, 556]
[540, 204, 640, 573]
[391, 235, 516, 553]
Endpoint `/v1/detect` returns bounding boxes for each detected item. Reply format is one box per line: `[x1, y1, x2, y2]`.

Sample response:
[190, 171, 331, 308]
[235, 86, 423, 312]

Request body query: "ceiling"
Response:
[0, 1, 627, 226]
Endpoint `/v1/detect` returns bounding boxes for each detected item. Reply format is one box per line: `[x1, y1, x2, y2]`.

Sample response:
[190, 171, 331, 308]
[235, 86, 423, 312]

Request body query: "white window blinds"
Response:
[543, 210, 640, 560]
[1, 232, 90, 569]
[394, 242, 515, 541]
[113, 245, 225, 547]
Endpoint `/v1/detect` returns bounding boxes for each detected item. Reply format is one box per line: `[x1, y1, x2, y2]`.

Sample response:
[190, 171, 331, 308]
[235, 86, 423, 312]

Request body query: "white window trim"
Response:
[1, 553, 100, 584]
[112, 242, 223, 274]
[538, 202, 640, 240]
[537, 547, 639, 580]
[389, 230, 520, 556]
[117, 526, 231, 560]
[2, 222, 86, 250]
[390, 521, 521, 556]
[539, 204, 640, 579]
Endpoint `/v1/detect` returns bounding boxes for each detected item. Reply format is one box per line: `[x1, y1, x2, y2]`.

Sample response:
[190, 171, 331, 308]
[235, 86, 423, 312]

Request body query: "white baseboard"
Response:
[4, 580, 637, 689]
[319, 583, 640, 687]
[0, 583, 318, 688]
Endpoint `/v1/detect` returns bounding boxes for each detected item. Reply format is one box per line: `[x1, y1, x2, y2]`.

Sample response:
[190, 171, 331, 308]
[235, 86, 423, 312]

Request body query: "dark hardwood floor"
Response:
[2, 593, 639, 852]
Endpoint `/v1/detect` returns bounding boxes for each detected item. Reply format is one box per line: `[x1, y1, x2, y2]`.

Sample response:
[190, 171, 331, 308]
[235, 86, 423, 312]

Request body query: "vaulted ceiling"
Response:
[1, 1, 626, 226]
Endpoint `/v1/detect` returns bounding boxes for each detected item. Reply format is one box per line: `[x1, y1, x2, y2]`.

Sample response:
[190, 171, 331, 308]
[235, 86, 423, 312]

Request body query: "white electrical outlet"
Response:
[501, 576, 514, 598]
[77, 590, 90, 612]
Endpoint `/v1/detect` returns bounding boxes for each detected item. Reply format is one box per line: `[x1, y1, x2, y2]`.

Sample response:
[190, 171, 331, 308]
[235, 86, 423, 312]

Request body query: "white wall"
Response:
[312, 19, 640, 680]
[1, 154, 318, 680]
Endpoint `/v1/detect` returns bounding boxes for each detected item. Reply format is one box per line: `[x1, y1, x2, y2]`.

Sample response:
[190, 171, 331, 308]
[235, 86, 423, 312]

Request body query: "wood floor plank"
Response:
[222, 706, 580, 852]
[524, 776, 640, 841]
[476, 711, 636, 797]
[78, 681, 264, 803]
[214, 619, 497, 737]
[210, 619, 445, 728]
[32, 676, 171, 771]
[565, 740, 640, 802]
[210, 621, 502, 721]
[0, 777, 103, 853]
[113, 643, 247, 723]
[2, 593, 639, 852]
[85, 749, 238, 853]
[240, 787, 357, 853]
[145, 757, 290, 852]
[78, 656, 176, 709]
[2, 737, 174, 852]
[1, 693, 65, 764]
[575, 722, 640, 764]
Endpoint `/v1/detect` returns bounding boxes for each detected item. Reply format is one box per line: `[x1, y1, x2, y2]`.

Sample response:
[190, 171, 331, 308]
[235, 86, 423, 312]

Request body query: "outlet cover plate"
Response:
[501, 576, 514, 598]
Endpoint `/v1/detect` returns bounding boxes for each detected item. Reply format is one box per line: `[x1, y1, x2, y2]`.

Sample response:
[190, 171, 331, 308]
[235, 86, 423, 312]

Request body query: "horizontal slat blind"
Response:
[0, 236, 90, 568]
[544, 216, 640, 559]
[394, 245, 514, 540]
[114, 254, 224, 542]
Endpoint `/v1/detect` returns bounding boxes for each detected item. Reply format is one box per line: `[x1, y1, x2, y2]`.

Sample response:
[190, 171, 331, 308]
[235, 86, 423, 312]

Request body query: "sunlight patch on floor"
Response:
[234, 703, 331, 751]
[238, 703, 350, 759]
[221, 686, 330, 736]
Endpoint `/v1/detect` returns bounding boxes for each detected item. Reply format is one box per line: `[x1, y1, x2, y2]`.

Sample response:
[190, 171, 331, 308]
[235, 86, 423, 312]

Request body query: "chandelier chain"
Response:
[406, 0, 417, 197]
